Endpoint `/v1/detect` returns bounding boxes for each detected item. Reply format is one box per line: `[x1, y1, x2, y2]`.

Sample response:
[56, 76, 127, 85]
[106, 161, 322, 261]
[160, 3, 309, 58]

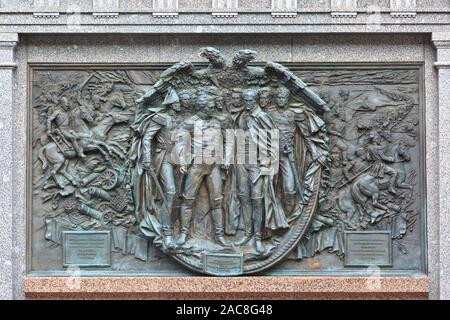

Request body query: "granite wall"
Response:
[0, 32, 440, 299]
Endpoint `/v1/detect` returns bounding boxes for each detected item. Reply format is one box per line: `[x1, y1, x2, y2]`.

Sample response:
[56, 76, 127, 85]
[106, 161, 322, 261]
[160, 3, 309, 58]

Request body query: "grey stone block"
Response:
[0, 32, 18, 300]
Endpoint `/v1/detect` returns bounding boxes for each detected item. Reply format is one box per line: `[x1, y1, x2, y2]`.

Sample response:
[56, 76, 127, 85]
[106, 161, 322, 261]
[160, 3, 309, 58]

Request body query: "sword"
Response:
[284, 145, 305, 204]
[146, 165, 169, 213]
[337, 165, 374, 189]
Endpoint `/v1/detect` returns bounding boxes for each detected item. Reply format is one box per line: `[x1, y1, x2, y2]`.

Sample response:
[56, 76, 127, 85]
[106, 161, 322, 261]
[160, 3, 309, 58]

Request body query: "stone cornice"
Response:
[0, 33, 19, 43]
[1, 13, 450, 31]
[0, 8, 447, 14]
[432, 33, 450, 68]
[433, 41, 450, 49]
[0, 0, 446, 32]
[432, 33, 450, 46]
[0, 23, 449, 35]
[0, 33, 18, 68]
[0, 0, 446, 15]
[0, 2, 447, 33]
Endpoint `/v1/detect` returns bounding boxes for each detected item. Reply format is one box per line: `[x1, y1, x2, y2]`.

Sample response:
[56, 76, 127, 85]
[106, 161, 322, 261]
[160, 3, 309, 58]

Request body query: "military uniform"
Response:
[47, 104, 85, 158]
[176, 114, 230, 246]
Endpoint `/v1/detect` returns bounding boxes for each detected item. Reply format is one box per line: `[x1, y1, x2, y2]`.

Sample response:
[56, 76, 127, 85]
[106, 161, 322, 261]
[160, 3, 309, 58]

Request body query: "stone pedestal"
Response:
[0, 33, 18, 300]
[24, 276, 429, 300]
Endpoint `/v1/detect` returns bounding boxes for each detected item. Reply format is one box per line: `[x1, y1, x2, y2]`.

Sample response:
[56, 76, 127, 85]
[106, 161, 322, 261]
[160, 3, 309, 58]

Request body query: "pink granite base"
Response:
[24, 276, 429, 300]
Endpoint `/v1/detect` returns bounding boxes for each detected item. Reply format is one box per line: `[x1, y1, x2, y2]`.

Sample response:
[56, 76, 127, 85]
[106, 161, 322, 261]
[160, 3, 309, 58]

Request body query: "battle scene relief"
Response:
[29, 49, 425, 276]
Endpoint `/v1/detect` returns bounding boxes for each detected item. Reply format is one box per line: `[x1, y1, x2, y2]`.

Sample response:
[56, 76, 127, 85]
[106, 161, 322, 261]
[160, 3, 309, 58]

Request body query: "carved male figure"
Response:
[228, 88, 244, 123]
[327, 108, 348, 162]
[129, 86, 181, 250]
[131, 89, 183, 250]
[258, 87, 273, 110]
[46, 96, 86, 158]
[366, 130, 398, 195]
[267, 87, 301, 214]
[178, 89, 196, 117]
[343, 147, 367, 182]
[176, 94, 231, 247]
[207, 87, 233, 129]
[88, 94, 104, 121]
[235, 88, 287, 253]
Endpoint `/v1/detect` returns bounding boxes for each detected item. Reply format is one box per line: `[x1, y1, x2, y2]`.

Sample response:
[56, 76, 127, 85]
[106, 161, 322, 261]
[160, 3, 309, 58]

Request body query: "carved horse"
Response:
[90, 113, 130, 159]
[38, 110, 129, 189]
[337, 141, 414, 227]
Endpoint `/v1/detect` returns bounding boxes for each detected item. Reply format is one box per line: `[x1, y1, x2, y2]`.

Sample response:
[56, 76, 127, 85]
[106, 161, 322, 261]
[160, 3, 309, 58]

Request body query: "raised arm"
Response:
[46, 110, 58, 134]
[265, 61, 330, 114]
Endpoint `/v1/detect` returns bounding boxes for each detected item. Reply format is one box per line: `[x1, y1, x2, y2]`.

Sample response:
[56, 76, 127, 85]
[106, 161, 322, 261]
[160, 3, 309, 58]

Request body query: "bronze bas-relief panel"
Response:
[28, 51, 425, 276]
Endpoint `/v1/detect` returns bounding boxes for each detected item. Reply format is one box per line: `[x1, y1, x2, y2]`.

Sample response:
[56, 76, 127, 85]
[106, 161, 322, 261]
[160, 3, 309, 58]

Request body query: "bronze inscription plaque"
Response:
[203, 253, 244, 276]
[63, 231, 111, 267]
[344, 231, 392, 267]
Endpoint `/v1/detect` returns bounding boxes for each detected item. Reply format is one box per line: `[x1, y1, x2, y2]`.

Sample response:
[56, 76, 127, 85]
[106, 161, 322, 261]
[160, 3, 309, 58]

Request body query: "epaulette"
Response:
[151, 112, 168, 125]
[289, 103, 305, 111]
[181, 116, 197, 131]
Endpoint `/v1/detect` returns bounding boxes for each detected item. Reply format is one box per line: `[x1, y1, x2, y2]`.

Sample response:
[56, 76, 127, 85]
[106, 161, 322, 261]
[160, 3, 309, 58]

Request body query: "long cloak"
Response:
[246, 108, 289, 231]
[128, 107, 167, 244]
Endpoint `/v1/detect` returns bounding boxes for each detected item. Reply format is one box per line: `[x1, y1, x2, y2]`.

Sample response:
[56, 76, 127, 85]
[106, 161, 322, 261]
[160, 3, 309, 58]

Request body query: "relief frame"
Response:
[26, 62, 427, 277]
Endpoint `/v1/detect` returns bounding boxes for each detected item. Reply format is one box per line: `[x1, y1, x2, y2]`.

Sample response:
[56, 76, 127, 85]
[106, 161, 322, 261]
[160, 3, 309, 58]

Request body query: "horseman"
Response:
[366, 130, 398, 195]
[46, 96, 86, 159]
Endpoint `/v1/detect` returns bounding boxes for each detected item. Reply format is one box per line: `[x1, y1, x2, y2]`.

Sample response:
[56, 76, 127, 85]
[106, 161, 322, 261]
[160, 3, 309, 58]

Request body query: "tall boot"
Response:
[161, 227, 175, 250]
[235, 195, 253, 246]
[252, 198, 265, 254]
[71, 137, 86, 159]
[160, 193, 175, 250]
[211, 208, 231, 247]
[177, 200, 193, 246]
[284, 193, 297, 216]
[388, 172, 398, 195]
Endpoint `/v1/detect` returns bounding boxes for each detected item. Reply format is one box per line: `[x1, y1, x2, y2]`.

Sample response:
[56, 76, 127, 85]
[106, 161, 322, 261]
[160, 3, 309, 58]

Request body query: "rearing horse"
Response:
[39, 109, 129, 189]
[337, 141, 414, 227]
